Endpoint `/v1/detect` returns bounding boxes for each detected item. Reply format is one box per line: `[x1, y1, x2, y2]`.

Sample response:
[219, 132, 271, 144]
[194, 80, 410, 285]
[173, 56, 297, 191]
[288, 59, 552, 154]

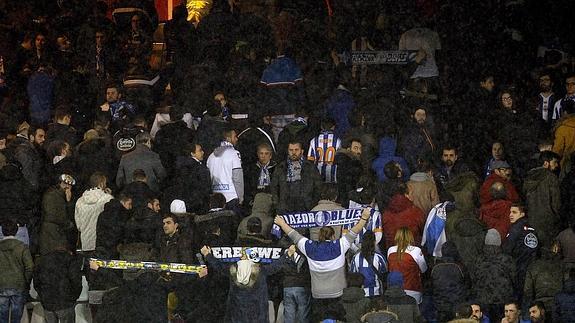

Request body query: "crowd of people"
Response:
[1, 0, 575, 322]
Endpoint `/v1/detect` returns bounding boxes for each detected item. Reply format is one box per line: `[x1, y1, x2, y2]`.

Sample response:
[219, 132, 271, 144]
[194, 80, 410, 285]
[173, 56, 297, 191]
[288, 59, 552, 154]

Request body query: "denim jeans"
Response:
[283, 287, 311, 323]
[0, 288, 26, 323]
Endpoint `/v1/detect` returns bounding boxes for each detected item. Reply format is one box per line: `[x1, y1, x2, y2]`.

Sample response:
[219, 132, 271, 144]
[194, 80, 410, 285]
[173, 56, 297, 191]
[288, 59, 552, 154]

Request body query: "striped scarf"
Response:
[287, 157, 304, 182]
[257, 162, 271, 189]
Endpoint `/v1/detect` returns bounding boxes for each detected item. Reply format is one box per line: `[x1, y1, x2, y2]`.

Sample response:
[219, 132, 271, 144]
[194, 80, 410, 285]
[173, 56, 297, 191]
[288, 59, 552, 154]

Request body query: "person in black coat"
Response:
[235, 111, 276, 168]
[195, 102, 229, 158]
[153, 106, 195, 179]
[431, 241, 468, 322]
[95, 194, 134, 260]
[121, 170, 156, 213]
[0, 162, 37, 226]
[502, 203, 540, 302]
[34, 246, 83, 322]
[243, 143, 276, 208]
[75, 134, 114, 193]
[163, 142, 212, 214]
[554, 268, 575, 322]
[334, 138, 363, 207]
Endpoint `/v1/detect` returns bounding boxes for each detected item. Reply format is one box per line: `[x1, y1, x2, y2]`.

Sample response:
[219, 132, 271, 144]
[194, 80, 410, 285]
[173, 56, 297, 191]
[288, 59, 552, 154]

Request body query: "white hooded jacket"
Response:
[75, 188, 114, 251]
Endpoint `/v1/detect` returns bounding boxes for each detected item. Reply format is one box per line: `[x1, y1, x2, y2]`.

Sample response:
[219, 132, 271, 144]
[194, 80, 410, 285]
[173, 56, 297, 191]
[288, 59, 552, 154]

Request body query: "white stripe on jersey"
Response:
[307, 131, 341, 183]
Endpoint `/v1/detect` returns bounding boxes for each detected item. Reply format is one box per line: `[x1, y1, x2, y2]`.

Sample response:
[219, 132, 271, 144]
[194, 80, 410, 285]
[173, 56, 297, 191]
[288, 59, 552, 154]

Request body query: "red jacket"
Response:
[479, 199, 512, 239]
[479, 173, 519, 205]
[383, 194, 425, 249]
[387, 245, 427, 292]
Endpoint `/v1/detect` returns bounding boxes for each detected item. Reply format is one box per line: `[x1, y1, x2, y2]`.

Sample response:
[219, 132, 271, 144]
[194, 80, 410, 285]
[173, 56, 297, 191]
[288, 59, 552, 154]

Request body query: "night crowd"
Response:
[1, 0, 575, 322]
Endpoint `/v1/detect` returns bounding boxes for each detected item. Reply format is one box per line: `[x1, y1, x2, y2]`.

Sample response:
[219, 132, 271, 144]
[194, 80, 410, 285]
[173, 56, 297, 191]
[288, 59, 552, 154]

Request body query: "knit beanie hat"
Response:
[387, 271, 404, 288]
[485, 228, 501, 246]
[170, 199, 187, 214]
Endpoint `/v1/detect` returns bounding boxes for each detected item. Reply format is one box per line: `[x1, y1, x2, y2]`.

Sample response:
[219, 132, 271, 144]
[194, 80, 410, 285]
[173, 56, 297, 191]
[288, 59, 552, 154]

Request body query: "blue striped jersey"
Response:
[307, 130, 341, 183]
[343, 201, 383, 251]
[350, 251, 388, 297]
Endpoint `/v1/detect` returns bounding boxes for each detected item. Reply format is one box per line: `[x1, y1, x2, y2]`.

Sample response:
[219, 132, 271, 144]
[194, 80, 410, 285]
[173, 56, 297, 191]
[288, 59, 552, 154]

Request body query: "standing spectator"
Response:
[270, 140, 322, 213]
[121, 169, 156, 212]
[307, 117, 341, 183]
[471, 229, 516, 322]
[273, 208, 371, 322]
[195, 102, 228, 158]
[75, 172, 113, 254]
[552, 99, 575, 177]
[97, 84, 137, 131]
[372, 136, 410, 183]
[522, 151, 561, 248]
[503, 203, 540, 301]
[480, 160, 519, 205]
[528, 301, 548, 323]
[484, 142, 506, 178]
[45, 107, 79, 147]
[243, 143, 276, 207]
[309, 184, 345, 240]
[435, 145, 470, 192]
[523, 248, 563, 319]
[555, 222, 575, 264]
[398, 106, 436, 172]
[0, 219, 34, 323]
[200, 244, 296, 323]
[281, 248, 312, 323]
[531, 71, 558, 132]
[502, 301, 530, 323]
[9, 122, 45, 190]
[94, 193, 133, 259]
[334, 137, 362, 207]
[407, 160, 439, 215]
[325, 71, 356, 138]
[116, 132, 166, 192]
[551, 74, 575, 123]
[34, 245, 82, 323]
[382, 184, 425, 249]
[431, 241, 468, 322]
[375, 161, 405, 211]
[276, 107, 315, 162]
[350, 231, 387, 297]
[387, 227, 427, 304]
[480, 181, 512, 239]
[206, 128, 244, 213]
[341, 273, 371, 323]
[554, 268, 575, 322]
[39, 173, 76, 255]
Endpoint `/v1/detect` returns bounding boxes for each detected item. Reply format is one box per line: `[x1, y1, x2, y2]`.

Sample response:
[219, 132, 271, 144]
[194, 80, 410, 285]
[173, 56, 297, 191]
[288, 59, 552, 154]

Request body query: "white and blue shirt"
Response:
[350, 252, 387, 297]
[307, 130, 341, 183]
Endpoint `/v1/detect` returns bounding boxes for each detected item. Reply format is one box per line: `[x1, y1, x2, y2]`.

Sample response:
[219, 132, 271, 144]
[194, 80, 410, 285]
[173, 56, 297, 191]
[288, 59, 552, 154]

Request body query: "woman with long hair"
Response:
[350, 231, 387, 297]
[387, 227, 427, 304]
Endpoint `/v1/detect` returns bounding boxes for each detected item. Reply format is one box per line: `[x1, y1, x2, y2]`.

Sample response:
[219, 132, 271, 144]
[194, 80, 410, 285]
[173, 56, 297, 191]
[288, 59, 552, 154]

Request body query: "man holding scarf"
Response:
[270, 140, 322, 214]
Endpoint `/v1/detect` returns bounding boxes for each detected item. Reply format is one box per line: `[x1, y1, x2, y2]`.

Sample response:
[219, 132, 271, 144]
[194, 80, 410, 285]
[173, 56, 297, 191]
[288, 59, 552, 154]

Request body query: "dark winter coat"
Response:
[10, 136, 43, 190]
[276, 119, 316, 162]
[236, 125, 276, 167]
[448, 216, 487, 276]
[194, 209, 238, 248]
[158, 230, 194, 265]
[382, 194, 425, 248]
[471, 245, 516, 305]
[75, 138, 114, 191]
[444, 171, 480, 212]
[243, 160, 276, 207]
[372, 137, 410, 183]
[121, 180, 156, 213]
[325, 87, 355, 138]
[0, 238, 34, 291]
[398, 122, 435, 172]
[39, 186, 75, 255]
[381, 286, 423, 323]
[554, 279, 575, 323]
[522, 167, 561, 248]
[45, 123, 79, 147]
[153, 120, 195, 178]
[124, 207, 161, 245]
[523, 255, 564, 317]
[34, 250, 82, 311]
[0, 163, 37, 224]
[163, 156, 212, 214]
[334, 149, 363, 207]
[195, 115, 228, 157]
[95, 199, 130, 259]
[270, 159, 322, 213]
[341, 286, 371, 323]
[116, 145, 166, 192]
[431, 242, 468, 317]
[206, 253, 294, 323]
[502, 217, 540, 296]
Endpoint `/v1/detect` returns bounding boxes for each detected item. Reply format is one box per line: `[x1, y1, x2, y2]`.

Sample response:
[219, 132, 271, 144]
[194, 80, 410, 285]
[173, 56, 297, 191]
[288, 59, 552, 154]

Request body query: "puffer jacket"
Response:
[75, 188, 114, 251]
[479, 199, 512, 240]
[472, 245, 516, 305]
[444, 171, 480, 212]
[448, 215, 487, 273]
[382, 194, 425, 248]
[39, 187, 75, 255]
[431, 242, 468, 317]
[522, 167, 561, 248]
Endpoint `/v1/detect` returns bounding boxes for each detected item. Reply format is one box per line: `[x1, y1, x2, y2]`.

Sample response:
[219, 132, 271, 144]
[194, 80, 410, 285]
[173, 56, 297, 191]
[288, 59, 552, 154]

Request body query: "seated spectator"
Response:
[387, 227, 427, 304]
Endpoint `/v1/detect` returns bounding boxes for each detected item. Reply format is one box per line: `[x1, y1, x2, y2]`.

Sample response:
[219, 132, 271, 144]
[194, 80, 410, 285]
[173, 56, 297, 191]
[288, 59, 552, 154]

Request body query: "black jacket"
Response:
[0, 163, 37, 224]
[431, 242, 468, 317]
[96, 199, 130, 259]
[554, 279, 575, 322]
[45, 123, 78, 147]
[502, 217, 539, 278]
[334, 149, 363, 207]
[154, 120, 195, 179]
[158, 230, 194, 264]
[243, 161, 276, 207]
[236, 125, 276, 167]
[270, 159, 322, 214]
[34, 250, 83, 311]
[164, 156, 212, 214]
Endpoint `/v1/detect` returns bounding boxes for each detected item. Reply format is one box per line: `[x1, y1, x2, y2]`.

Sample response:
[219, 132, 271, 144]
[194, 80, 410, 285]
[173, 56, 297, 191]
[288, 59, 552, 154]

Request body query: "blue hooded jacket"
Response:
[372, 137, 410, 182]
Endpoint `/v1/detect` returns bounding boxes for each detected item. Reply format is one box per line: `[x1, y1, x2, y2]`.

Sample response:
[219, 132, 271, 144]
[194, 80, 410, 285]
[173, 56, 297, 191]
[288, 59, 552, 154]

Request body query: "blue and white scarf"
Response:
[210, 246, 284, 264]
[422, 201, 452, 257]
[257, 162, 271, 189]
[271, 208, 375, 238]
[287, 157, 304, 182]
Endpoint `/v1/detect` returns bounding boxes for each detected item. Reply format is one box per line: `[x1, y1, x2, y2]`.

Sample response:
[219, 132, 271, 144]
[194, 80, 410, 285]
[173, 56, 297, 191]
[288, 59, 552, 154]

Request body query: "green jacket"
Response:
[39, 187, 75, 255]
[0, 237, 34, 290]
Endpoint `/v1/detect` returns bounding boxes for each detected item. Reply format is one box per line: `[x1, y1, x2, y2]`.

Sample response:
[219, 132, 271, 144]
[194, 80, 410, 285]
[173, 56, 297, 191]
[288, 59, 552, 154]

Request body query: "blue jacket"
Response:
[325, 87, 355, 138]
[372, 137, 410, 182]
